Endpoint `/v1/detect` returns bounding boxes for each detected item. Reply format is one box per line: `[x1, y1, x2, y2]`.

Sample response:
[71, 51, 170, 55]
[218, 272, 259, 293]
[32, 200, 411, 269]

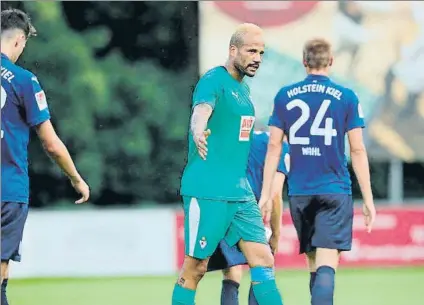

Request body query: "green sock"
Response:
[252, 280, 283, 305]
[172, 284, 196, 305]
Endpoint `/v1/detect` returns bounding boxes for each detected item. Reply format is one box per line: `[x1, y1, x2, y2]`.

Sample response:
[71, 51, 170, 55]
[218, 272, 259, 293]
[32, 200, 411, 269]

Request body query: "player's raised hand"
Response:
[71, 177, 90, 204]
[362, 200, 376, 233]
[193, 129, 211, 160]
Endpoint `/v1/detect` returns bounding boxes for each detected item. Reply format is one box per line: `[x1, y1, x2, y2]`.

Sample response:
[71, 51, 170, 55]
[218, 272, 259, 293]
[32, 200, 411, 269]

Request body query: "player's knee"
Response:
[180, 256, 208, 283]
[240, 241, 274, 268]
[315, 248, 340, 270]
[251, 247, 274, 268]
[261, 251, 274, 268]
[192, 260, 208, 281]
[222, 266, 243, 283]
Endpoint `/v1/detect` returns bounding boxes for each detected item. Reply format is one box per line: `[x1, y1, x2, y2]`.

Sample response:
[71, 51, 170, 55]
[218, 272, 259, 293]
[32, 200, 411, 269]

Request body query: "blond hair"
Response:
[303, 38, 332, 69]
[229, 23, 263, 48]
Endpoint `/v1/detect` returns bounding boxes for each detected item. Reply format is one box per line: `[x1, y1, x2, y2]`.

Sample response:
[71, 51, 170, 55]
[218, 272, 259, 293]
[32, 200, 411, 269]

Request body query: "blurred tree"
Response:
[2, 1, 198, 207]
[61, 1, 197, 71]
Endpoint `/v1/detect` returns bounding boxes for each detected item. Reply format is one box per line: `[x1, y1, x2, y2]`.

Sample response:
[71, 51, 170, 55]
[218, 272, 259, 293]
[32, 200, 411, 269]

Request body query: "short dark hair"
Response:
[1, 9, 36, 38]
[303, 38, 331, 69]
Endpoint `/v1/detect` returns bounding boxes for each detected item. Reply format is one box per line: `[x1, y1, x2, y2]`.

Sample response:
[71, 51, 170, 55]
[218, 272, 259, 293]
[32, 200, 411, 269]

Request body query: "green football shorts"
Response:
[182, 196, 268, 259]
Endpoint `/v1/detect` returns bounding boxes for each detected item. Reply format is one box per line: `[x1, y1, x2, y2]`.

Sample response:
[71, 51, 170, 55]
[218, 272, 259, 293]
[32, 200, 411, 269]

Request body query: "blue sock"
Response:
[221, 279, 240, 305]
[250, 266, 283, 305]
[1, 279, 8, 305]
[172, 283, 196, 305]
[248, 284, 259, 305]
[311, 266, 335, 305]
[309, 272, 317, 295]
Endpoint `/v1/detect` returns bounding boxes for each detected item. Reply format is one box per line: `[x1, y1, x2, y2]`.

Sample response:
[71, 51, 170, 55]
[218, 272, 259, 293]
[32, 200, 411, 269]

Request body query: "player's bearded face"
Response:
[235, 37, 264, 78]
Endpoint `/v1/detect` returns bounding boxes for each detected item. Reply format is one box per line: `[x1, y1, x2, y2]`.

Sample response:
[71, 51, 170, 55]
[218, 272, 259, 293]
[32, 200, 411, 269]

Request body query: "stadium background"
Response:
[1, 1, 423, 305]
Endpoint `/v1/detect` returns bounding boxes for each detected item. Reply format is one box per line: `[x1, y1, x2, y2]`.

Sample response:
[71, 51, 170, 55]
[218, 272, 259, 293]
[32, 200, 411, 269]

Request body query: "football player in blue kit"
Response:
[207, 128, 290, 305]
[260, 38, 376, 305]
[1, 9, 90, 305]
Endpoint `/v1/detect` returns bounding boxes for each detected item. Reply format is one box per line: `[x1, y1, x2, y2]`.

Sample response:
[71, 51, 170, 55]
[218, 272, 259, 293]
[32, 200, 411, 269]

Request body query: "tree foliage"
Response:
[2, 1, 198, 207]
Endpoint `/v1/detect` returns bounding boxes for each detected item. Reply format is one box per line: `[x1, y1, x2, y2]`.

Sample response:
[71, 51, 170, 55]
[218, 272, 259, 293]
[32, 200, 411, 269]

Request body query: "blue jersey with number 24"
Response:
[1, 53, 51, 204]
[269, 74, 365, 196]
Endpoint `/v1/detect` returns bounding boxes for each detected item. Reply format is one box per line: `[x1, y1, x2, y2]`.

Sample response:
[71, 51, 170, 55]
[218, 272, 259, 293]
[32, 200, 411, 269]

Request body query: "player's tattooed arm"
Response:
[190, 103, 213, 137]
[177, 277, 186, 286]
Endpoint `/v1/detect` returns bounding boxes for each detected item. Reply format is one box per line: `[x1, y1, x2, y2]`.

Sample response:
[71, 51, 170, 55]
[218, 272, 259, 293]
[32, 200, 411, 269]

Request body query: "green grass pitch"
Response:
[9, 267, 424, 305]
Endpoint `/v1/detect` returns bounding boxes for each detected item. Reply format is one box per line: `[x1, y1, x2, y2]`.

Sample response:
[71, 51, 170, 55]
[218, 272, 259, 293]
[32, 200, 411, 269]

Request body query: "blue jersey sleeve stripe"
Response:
[268, 119, 284, 130]
[27, 112, 50, 127]
[276, 167, 288, 175]
[346, 123, 365, 131]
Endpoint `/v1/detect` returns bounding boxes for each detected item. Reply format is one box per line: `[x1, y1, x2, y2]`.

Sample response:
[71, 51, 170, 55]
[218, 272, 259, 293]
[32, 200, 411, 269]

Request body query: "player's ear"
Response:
[303, 60, 308, 68]
[329, 57, 334, 67]
[15, 34, 25, 48]
[229, 45, 237, 57]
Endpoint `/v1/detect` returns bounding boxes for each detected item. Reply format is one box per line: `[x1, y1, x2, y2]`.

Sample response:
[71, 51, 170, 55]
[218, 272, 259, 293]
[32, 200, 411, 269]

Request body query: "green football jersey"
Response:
[180, 66, 256, 201]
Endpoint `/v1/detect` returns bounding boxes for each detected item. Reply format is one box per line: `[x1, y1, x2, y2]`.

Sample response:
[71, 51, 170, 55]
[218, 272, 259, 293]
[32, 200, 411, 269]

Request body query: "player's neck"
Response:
[307, 69, 329, 77]
[224, 63, 244, 82]
[0, 45, 16, 63]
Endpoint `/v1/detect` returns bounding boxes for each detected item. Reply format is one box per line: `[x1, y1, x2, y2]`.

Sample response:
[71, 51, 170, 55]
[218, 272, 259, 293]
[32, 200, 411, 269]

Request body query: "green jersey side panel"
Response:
[181, 67, 256, 201]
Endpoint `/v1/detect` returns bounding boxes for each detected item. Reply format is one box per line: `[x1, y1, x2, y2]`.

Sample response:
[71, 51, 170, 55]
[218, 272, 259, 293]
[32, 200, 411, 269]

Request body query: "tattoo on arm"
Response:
[190, 103, 213, 137]
[177, 277, 186, 286]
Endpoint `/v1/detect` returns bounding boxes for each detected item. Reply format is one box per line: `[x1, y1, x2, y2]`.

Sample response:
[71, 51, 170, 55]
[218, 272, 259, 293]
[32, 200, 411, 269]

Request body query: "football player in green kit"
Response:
[172, 23, 284, 305]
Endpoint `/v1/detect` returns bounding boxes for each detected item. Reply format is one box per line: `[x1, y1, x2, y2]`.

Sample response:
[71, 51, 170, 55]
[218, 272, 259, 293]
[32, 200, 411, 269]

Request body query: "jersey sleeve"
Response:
[21, 74, 51, 127]
[192, 73, 220, 109]
[346, 90, 365, 131]
[268, 89, 286, 132]
[277, 142, 290, 175]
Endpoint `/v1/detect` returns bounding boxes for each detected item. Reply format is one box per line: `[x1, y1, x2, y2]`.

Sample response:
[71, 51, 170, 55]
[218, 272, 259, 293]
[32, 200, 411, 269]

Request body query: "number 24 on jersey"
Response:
[287, 99, 337, 146]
